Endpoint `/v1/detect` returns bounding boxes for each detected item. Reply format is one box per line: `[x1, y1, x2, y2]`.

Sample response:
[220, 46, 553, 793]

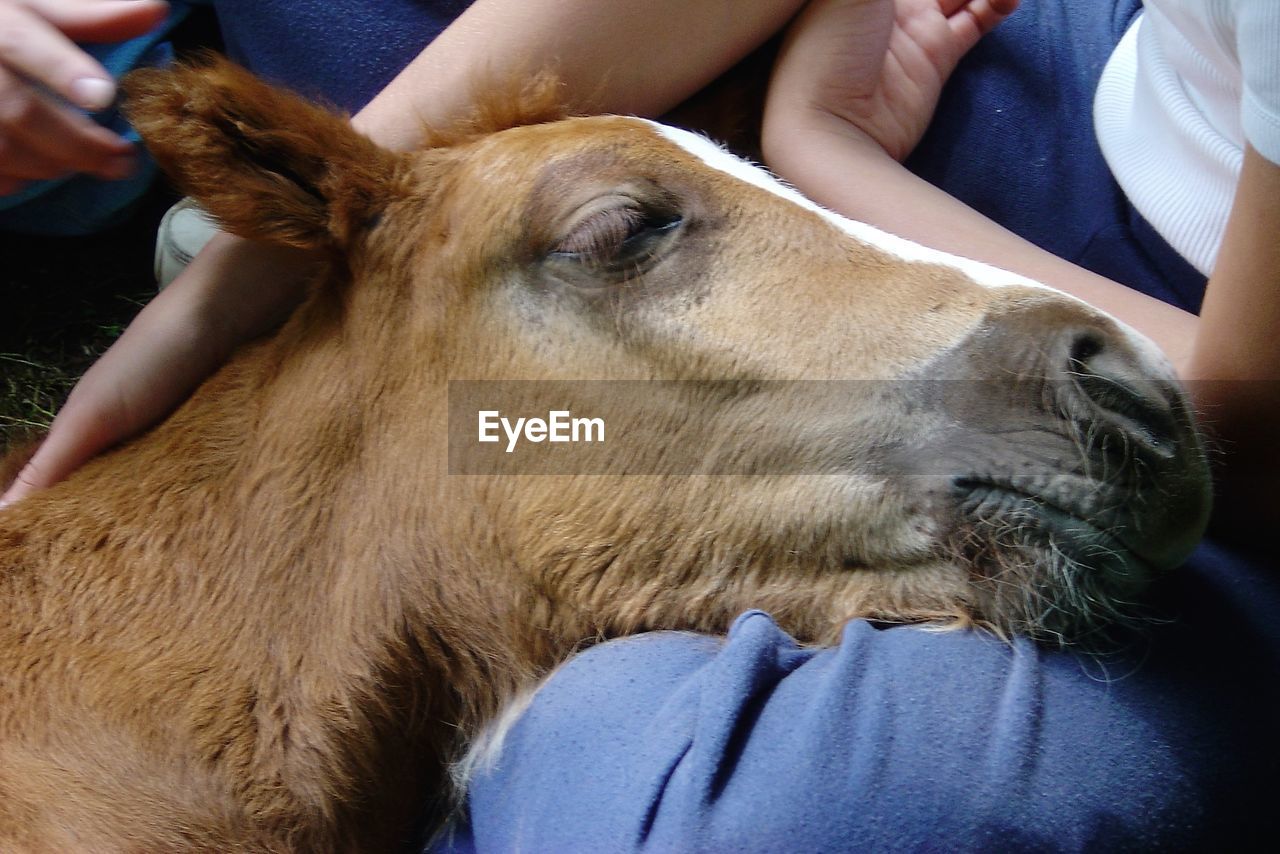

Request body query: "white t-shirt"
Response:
[1094, 0, 1280, 276]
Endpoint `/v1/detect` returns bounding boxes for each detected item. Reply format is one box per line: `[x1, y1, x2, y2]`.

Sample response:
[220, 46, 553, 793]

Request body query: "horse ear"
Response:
[123, 54, 401, 250]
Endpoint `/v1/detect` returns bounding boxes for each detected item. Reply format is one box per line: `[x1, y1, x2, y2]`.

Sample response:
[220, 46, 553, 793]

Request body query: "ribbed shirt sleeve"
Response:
[1094, 0, 1279, 274]
[1237, 0, 1280, 164]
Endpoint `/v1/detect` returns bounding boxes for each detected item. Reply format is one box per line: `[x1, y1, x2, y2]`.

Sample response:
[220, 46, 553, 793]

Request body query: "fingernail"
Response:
[0, 496, 12, 512]
[70, 77, 117, 111]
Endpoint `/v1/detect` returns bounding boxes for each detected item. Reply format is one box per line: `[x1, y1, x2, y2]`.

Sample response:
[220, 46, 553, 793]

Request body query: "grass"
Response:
[0, 183, 177, 453]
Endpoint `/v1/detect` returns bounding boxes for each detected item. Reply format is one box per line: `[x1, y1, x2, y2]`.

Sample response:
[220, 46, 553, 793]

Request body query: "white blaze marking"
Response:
[646, 120, 1042, 291]
[645, 120, 1172, 372]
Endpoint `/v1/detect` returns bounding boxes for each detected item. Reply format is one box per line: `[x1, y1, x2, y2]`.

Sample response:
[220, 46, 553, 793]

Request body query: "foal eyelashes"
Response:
[553, 204, 647, 264]
[551, 204, 682, 268]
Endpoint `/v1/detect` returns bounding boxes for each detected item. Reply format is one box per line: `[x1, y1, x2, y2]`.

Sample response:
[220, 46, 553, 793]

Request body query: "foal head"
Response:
[125, 58, 1211, 646]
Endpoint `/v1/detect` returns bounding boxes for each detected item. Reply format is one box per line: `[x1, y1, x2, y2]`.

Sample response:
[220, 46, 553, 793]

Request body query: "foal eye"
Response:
[549, 201, 682, 270]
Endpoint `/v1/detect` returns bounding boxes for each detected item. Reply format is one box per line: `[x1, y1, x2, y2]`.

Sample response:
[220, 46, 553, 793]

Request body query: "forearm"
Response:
[1185, 146, 1280, 535]
[1189, 148, 1280, 384]
[761, 103, 1199, 372]
[354, 0, 806, 150]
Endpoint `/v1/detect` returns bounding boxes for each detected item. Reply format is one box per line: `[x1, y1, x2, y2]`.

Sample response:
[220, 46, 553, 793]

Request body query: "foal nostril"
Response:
[1064, 328, 1180, 451]
[1068, 331, 1105, 367]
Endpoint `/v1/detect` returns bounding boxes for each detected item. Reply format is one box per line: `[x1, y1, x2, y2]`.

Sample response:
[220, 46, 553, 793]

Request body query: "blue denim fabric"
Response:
[0, 5, 192, 236]
[906, 0, 1208, 310]
[441, 538, 1279, 852]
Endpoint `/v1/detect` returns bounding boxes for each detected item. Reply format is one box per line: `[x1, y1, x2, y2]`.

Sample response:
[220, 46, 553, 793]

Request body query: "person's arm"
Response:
[0, 0, 169, 194]
[355, 0, 807, 148]
[761, 0, 1199, 372]
[1185, 145, 1280, 534]
[0, 0, 809, 506]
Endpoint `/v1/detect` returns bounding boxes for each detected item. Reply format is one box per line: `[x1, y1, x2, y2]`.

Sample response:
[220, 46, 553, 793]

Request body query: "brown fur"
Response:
[0, 58, 1209, 851]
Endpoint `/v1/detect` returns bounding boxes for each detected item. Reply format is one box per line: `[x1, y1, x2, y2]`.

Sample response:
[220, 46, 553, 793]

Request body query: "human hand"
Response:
[0, 0, 169, 195]
[767, 0, 1018, 162]
[0, 233, 316, 507]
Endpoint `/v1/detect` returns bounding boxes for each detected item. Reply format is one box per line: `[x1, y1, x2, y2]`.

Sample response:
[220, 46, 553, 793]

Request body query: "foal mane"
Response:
[419, 71, 574, 149]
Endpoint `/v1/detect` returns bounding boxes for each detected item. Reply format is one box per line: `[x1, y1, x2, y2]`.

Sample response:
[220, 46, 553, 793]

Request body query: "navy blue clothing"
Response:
[440, 540, 1280, 852]
[907, 0, 1208, 311]
[212, 0, 473, 113]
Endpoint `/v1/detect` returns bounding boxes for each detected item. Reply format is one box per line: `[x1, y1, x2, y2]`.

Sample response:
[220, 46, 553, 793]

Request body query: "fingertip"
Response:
[0, 466, 38, 508]
[69, 77, 117, 112]
[76, 120, 136, 157]
[95, 153, 140, 181]
[9, 441, 68, 497]
[98, 129, 137, 155]
[980, 0, 1021, 21]
[951, 0, 1019, 39]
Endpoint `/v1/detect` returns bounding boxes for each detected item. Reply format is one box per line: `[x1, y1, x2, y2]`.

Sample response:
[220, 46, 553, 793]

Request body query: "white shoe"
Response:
[154, 197, 220, 288]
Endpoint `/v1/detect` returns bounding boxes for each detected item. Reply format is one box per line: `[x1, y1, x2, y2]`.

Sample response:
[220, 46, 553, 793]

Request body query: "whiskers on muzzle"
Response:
[945, 488, 1162, 649]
